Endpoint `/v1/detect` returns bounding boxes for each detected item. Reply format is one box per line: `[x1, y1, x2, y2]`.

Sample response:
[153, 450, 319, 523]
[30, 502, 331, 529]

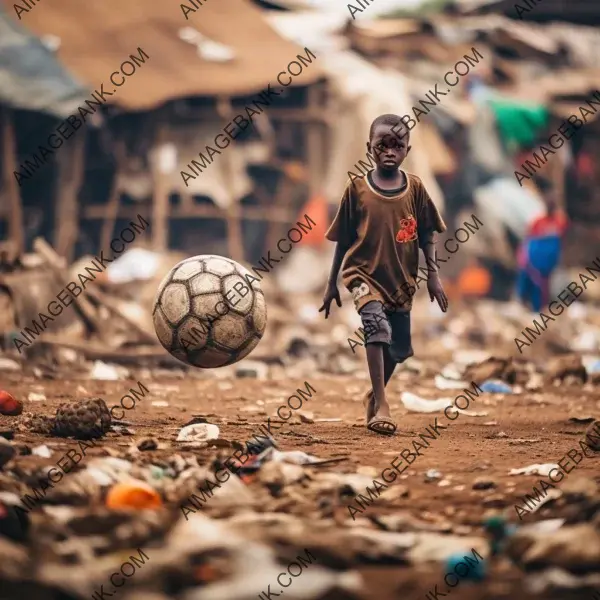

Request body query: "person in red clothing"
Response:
[516, 187, 567, 311]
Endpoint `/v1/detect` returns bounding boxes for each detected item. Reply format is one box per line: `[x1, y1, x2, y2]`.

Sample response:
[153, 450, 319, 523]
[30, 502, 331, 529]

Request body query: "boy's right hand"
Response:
[319, 284, 341, 319]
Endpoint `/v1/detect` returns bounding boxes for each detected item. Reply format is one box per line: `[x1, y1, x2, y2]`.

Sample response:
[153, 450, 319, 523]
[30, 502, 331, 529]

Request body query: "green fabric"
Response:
[489, 99, 549, 150]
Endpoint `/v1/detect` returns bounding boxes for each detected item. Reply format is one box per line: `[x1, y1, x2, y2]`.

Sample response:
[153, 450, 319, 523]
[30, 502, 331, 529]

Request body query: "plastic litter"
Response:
[177, 423, 220, 442]
[480, 380, 513, 394]
[105, 480, 162, 510]
[509, 463, 559, 477]
[0, 391, 23, 416]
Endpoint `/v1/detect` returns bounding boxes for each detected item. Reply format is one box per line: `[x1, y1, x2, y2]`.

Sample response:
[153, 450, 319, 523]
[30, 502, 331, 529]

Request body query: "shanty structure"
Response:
[0, 0, 326, 264]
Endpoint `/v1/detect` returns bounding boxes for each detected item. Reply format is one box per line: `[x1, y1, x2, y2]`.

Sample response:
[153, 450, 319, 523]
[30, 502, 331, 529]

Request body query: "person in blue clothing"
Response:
[516, 186, 567, 312]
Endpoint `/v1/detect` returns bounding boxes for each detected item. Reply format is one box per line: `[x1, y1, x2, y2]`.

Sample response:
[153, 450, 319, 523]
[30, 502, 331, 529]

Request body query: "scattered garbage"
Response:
[0, 391, 23, 416]
[177, 423, 220, 443]
[105, 480, 162, 510]
[400, 392, 453, 413]
[509, 464, 559, 477]
[480, 380, 513, 394]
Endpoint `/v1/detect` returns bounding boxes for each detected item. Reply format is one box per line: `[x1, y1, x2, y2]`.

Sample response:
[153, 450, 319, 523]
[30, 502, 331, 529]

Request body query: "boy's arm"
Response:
[326, 240, 350, 290]
[421, 232, 449, 313]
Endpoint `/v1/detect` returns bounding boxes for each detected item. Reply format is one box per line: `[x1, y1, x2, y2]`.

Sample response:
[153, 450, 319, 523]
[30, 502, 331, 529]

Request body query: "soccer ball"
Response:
[153, 255, 267, 368]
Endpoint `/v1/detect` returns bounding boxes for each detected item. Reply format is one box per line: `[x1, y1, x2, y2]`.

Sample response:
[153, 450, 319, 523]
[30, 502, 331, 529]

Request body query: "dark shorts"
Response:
[359, 300, 413, 363]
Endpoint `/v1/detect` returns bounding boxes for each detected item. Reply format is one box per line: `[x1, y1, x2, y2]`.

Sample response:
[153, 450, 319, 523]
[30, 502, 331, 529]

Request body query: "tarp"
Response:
[0, 8, 89, 117]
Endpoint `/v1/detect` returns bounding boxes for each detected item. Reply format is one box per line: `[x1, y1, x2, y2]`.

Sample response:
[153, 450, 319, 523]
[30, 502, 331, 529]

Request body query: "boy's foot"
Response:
[367, 415, 397, 435]
[362, 390, 376, 423]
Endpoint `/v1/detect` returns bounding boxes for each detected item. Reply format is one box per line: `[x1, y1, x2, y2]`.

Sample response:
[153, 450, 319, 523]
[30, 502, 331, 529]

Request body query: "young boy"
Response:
[320, 114, 448, 435]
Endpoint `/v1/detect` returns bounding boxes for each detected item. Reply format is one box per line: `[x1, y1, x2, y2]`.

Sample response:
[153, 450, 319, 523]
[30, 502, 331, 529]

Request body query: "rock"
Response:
[0, 391, 22, 416]
[545, 355, 587, 384]
[583, 420, 600, 451]
[472, 478, 496, 490]
[27, 392, 46, 402]
[0, 439, 15, 469]
[511, 524, 600, 572]
[464, 357, 511, 384]
[138, 438, 158, 451]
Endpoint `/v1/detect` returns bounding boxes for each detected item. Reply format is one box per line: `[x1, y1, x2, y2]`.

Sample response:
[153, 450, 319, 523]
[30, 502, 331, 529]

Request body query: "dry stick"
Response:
[32, 237, 106, 340]
[85, 285, 158, 345]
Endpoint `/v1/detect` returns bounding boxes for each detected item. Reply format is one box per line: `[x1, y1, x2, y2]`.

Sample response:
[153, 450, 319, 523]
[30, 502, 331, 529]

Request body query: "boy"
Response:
[320, 114, 448, 435]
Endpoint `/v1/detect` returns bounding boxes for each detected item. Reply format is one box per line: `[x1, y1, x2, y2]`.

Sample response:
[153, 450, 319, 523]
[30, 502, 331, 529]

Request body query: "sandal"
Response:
[367, 415, 397, 436]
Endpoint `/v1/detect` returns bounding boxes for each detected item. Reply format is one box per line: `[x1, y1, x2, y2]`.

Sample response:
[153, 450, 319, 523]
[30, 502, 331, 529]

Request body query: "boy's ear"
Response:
[366, 140, 372, 153]
[406, 145, 412, 156]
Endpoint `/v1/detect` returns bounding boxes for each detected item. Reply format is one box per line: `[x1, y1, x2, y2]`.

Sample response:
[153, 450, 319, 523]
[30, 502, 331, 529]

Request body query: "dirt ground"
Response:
[1, 362, 598, 600]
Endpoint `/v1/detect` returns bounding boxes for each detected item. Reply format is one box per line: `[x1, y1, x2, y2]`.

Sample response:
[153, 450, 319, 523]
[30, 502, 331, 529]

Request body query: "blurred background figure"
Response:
[516, 183, 568, 312]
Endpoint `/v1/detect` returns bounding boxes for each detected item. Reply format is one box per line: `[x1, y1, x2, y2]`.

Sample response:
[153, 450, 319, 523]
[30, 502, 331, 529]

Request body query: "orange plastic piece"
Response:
[296, 193, 328, 247]
[105, 480, 162, 510]
[0, 390, 23, 416]
[457, 265, 491, 297]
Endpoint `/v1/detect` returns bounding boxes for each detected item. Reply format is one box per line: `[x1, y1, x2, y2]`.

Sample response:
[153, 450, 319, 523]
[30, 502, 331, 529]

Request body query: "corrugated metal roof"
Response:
[2, 0, 322, 111]
[0, 7, 89, 117]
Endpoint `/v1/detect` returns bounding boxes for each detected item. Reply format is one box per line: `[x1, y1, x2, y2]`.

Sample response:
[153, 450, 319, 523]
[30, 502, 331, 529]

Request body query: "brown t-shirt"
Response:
[325, 171, 446, 312]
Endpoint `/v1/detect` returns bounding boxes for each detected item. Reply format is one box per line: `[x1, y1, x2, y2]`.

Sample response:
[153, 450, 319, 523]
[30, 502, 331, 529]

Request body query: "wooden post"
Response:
[306, 84, 323, 199]
[1, 107, 25, 255]
[151, 122, 169, 251]
[223, 147, 245, 262]
[100, 139, 125, 252]
[55, 131, 86, 262]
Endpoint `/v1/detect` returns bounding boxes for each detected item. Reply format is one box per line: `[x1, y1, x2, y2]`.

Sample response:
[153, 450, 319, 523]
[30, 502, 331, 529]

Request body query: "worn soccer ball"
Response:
[153, 255, 267, 368]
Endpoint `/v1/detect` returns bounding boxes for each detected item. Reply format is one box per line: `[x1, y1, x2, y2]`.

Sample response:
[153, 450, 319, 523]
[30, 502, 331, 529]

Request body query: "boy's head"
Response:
[367, 114, 411, 172]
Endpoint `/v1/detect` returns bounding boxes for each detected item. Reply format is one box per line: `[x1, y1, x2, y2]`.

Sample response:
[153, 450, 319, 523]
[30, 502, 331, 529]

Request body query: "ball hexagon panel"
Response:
[191, 293, 225, 320]
[153, 305, 173, 348]
[171, 260, 204, 281]
[212, 312, 252, 350]
[188, 345, 231, 368]
[222, 274, 255, 315]
[189, 272, 222, 296]
[253, 292, 267, 333]
[204, 256, 236, 277]
[161, 283, 190, 326]
[236, 336, 261, 361]
[178, 316, 209, 351]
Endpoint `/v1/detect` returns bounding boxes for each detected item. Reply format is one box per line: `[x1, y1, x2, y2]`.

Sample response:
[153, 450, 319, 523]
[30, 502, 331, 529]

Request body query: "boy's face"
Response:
[368, 123, 411, 172]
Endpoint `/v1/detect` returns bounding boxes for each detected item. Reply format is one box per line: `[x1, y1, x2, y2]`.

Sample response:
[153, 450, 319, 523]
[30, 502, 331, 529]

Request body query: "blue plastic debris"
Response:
[480, 380, 513, 394]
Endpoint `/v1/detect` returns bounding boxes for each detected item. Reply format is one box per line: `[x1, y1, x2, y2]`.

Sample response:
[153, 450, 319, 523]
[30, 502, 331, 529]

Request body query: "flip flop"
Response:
[367, 416, 397, 436]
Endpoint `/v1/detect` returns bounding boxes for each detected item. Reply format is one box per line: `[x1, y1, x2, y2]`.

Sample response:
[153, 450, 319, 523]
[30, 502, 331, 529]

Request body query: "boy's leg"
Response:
[366, 342, 391, 420]
[364, 346, 396, 422]
[359, 302, 395, 429]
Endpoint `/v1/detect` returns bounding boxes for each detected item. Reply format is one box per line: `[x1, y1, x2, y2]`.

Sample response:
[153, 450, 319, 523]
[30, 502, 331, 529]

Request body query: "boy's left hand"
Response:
[427, 274, 448, 312]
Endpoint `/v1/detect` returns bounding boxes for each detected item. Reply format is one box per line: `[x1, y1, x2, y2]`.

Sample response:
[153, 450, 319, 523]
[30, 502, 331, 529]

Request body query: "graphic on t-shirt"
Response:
[396, 215, 417, 243]
[351, 281, 370, 308]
